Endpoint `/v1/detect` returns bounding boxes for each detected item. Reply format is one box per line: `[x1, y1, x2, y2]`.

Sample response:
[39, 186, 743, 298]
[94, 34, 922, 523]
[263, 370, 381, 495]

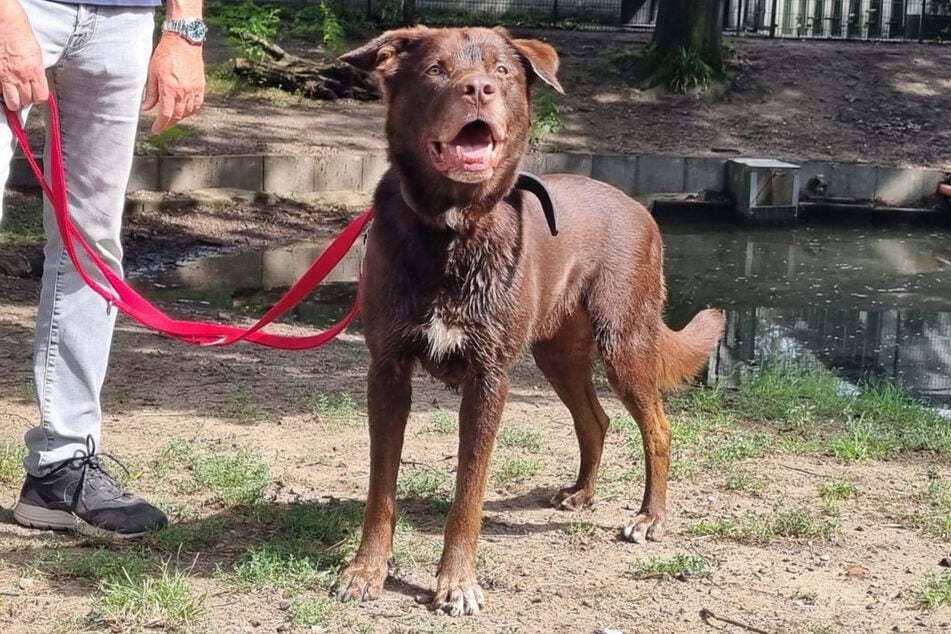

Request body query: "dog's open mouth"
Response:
[429, 121, 505, 180]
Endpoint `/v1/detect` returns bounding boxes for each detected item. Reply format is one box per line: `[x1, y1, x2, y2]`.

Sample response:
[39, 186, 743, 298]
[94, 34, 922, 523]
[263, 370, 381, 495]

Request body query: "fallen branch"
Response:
[233, 33, 379, 101]
[700, 608, 773, 634]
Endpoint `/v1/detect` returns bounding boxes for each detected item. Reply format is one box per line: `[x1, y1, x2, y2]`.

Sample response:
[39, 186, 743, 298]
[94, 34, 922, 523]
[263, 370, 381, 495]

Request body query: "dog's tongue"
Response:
[452, 125, 493, 164]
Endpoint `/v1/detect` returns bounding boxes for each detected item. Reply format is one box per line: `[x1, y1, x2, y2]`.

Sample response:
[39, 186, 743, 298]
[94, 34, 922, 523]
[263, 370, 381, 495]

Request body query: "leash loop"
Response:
[4, 96, 371, 350]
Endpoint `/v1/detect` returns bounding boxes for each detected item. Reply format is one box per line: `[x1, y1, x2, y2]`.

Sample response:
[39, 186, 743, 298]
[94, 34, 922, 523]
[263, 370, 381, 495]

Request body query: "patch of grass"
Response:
[427, 411, 457, 434]
[685, 518, 737, 538]
[922, 569, 951, 608]
[912, 472, 951, 539]
[724, 469, 764, 492]
[0, 197, 43, 245]
[290, 595, 336, 627]
[96, 562, 205, 631]
[187, 448, 271, 507]
[563, 519, 597, 544]
[227, 538, 344, 590]
[739, 364, 848, 430]
[497, 426, 544, 452]
[398, 466, 453, 498]
[740, 508, 839, 545]
[281, 499, 364, 544]
[492, 456, 541, 486]
[0, 440, 26, 484]
[792, 588, 819, 605]
[854, 384, 951, 454]
[629, 553, 718, 581]
[151, 518, 229, 552]
[529, 88, 564, 150]
[819, 476, 856, 514]
[38, 548, 152, 584]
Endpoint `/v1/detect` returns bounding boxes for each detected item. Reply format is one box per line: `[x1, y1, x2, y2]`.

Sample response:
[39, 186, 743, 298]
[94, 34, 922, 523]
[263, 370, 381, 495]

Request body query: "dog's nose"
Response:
[460, 76, 496, 105]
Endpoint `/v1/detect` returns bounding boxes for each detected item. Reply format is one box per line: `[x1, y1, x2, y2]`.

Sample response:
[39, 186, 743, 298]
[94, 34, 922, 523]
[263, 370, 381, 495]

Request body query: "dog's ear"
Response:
[339, 27, 431, 74]
[510, 38, 564, 95]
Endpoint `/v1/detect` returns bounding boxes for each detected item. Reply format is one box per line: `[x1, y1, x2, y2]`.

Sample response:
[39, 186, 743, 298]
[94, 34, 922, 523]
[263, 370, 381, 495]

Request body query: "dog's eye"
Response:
[426, 64, 442, 76]
[496, 65, 509, 75]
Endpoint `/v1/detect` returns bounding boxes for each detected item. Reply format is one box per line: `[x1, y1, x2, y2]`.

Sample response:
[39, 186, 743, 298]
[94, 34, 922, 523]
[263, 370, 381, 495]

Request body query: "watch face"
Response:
[183, 20, 207, 43]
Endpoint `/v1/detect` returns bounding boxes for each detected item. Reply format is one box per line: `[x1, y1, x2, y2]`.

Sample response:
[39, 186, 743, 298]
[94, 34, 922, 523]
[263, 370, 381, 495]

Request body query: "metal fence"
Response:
[284, 0, 951, 39]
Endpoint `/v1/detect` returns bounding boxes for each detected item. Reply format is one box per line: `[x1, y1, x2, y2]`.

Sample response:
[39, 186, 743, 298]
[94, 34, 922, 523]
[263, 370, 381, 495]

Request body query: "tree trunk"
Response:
[233, 34, 379, 101]
[649, 0, 724, 73]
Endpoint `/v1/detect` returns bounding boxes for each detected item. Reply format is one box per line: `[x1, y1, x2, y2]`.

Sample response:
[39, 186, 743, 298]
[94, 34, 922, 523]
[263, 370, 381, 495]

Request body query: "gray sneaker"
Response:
[13, 437, 167, 539]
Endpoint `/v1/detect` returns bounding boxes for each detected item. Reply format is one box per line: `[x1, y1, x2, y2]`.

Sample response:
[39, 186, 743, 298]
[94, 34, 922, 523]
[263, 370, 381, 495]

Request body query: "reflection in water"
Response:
[662, 223, 951, 405]
[132, 223, 951, 405]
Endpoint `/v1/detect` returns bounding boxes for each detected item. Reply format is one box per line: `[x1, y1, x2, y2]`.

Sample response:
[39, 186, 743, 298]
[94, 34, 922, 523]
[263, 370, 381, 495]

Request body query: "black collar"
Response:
[516, 172, 559, 237]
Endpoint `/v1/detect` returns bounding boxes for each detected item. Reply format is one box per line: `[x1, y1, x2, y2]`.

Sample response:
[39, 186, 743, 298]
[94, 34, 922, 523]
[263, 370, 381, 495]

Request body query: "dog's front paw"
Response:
[621, 512, 666, 544]
[431, 574, 485, 616]
[336, 559, 389, 603]
[550, 485, 595, 511]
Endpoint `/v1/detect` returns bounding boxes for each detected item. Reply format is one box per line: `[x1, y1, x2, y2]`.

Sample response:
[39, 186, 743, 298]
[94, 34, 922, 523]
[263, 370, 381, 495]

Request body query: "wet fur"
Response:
[336, 26, 725, 616]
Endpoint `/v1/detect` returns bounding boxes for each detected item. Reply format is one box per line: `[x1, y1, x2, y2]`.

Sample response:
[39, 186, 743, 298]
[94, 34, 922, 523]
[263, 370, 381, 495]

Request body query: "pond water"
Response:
[131, 221, 951, 406]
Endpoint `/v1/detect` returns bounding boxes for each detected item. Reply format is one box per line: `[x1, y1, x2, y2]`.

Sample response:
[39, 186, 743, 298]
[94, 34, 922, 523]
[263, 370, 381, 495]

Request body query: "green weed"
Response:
[666, 46, 713, 93]
[38, 548, 151, 584]
[427, 411, 458, 434]
[922, 569, 951, 608]
[493, 456, 541, 486]
[629, 553, 718, 581]
[685, 518, 737, 538]
[497, 426, 544, 452]
[314, 391, 358, 420]
[740, 508, 839, 545]
[529, 88, 564, 149]
[228, 538, 344, 590]
[96, 562, 205, 631]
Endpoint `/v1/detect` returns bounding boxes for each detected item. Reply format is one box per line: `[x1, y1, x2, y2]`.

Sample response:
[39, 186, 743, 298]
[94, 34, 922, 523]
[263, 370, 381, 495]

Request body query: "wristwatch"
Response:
[162, 18, 208, 45]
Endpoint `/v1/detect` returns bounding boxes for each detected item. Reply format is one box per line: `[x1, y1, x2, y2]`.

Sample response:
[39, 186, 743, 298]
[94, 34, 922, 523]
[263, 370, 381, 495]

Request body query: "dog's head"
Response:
[341, 26, 562, 211]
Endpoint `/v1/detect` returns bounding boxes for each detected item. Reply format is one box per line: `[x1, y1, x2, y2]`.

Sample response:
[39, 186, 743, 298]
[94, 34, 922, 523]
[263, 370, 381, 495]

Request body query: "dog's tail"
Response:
[657, 309, 725, 392]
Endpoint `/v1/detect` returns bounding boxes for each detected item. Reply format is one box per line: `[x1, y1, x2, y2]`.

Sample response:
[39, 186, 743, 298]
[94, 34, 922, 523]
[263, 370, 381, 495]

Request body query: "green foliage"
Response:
[665, 46, 714, 93]
[493, 456, 541, 486]
[629, 553, 718, 581]
[740, 508, 839, 545]
[497, 426, 544, 452]
[318, 2, 347, 56]
[0, 440, 26, 484]
[922, 569, 951, 608]
[206, 0, 281, 61]
[96, 563, 206, 630]
[685, 519, 737, 537]
[529, 88, 564, 149]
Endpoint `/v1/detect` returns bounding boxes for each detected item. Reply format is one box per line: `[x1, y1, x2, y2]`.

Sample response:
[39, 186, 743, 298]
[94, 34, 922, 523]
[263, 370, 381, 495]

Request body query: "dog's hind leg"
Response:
[337, 358, 413, 603]
[531, 312, 610, 511]
[433, 372, 510, 617]
[599, 326, 671, 544]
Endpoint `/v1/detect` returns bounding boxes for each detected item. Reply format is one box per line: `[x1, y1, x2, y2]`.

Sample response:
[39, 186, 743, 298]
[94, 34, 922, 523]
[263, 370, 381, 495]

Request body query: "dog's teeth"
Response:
[455, 145, 463, 159]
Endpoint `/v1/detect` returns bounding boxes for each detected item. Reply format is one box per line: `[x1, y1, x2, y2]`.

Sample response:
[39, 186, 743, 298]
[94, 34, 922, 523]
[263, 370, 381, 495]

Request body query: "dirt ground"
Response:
[3, 27, 951, 634]
[145, 29, 951, 169]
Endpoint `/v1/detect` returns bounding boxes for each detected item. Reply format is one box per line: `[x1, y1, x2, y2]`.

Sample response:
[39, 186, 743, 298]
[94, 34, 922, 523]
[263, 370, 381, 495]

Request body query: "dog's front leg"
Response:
[337, 358, 412, 603]
[433, 371, 510, 617]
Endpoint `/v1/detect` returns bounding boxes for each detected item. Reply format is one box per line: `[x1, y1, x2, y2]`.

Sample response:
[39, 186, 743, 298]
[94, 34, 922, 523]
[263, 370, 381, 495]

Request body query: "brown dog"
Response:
[336, 26, 724, 616]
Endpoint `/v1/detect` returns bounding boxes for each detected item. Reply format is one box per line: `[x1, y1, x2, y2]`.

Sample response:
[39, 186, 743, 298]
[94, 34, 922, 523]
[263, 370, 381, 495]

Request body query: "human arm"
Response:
[0, 1, 48, 111]
[142, 0, 205, 133]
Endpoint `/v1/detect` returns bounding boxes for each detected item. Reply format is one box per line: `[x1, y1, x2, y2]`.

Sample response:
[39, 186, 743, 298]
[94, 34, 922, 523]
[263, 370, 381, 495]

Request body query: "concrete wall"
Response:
[9, 151, 945, 207]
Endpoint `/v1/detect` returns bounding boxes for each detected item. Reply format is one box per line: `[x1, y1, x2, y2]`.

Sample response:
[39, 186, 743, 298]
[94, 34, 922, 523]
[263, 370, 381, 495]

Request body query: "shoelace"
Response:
[62, 436, 134, 509]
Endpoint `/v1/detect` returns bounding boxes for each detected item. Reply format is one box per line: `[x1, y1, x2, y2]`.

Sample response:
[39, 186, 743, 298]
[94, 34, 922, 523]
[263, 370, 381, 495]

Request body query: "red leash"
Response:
[4, 96, 373, 349]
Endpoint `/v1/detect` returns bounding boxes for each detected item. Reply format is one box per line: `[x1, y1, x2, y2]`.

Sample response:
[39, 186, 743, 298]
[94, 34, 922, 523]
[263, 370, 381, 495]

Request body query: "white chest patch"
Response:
[424, 317, 467, 361]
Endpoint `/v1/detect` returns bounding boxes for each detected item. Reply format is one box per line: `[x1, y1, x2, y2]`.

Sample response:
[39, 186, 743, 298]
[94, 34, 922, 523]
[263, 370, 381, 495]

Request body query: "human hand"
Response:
[142, 34, 205, 134]
[0, 3, 49, 111]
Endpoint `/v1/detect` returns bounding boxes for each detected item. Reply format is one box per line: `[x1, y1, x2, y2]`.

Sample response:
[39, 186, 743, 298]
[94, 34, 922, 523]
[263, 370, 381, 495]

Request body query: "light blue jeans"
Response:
[0, 0, 154, 475]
